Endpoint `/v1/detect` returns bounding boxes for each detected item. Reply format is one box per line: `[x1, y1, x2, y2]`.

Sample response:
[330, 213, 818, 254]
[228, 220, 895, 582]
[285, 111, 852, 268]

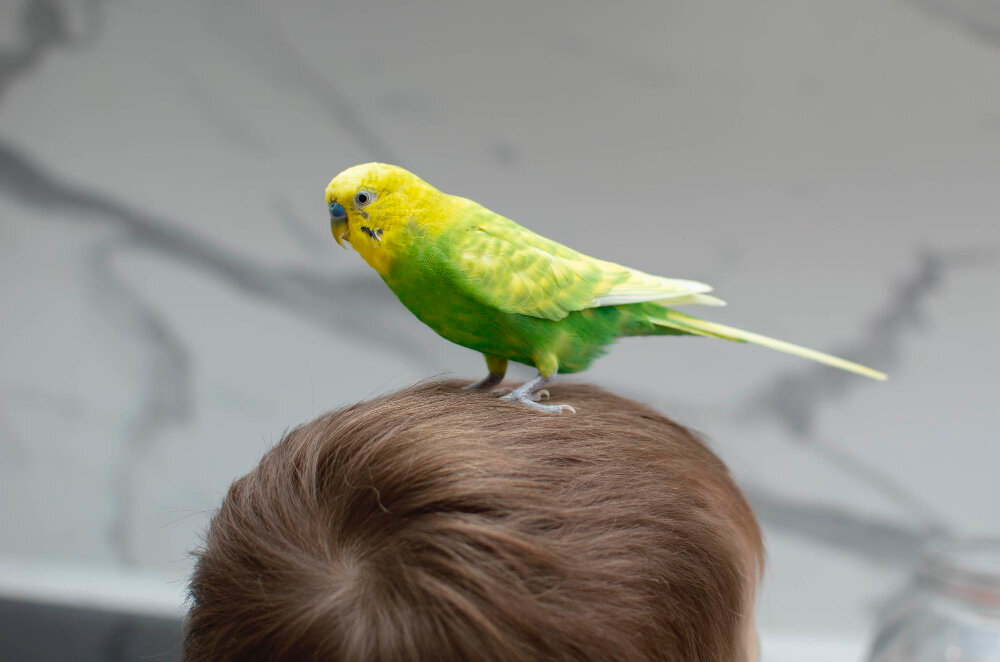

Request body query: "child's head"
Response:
[185, 381, 763, 661]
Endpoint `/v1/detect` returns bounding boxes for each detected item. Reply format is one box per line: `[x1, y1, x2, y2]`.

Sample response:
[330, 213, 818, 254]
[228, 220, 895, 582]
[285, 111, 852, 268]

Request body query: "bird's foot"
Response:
[499, 379, 572, 414]
[463, 372, 505, 391]
[489, 388, 549, 401]
[500, 391, 575, 414]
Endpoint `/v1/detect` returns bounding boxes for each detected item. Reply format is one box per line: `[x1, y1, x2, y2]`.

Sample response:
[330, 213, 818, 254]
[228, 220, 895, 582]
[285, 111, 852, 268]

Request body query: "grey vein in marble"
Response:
[0, 0, 70, 101]
[733, 249, 998, 564]
[87, 240, 194, 566]
[0, 0, 113, 98]
[811, 436, 950, 530]
[0, 386, 87, 475]
[745, 486, 933, 566]
[906, 0, 1000, 46]
[273, 197, 331, 258]
[161, 59, 269, 154]
[0, 141, 436, 362]
[744, 249, 996, 437]
[206, 0, 395, 161]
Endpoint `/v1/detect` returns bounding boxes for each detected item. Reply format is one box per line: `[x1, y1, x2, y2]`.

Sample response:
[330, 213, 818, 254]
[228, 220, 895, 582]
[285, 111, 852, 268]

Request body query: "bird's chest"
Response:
[381, 249, 505, 350]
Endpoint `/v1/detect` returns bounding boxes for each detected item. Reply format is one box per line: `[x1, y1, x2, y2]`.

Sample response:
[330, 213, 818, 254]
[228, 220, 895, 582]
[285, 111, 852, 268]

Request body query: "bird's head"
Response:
[325, 162, 437, 254]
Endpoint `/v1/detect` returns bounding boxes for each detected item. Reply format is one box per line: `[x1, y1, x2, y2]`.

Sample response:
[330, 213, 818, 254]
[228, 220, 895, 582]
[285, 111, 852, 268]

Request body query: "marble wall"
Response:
[1, 0, 998, 642]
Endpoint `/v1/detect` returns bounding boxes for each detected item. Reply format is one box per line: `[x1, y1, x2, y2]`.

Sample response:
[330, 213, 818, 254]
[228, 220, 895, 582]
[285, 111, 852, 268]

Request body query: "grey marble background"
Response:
[0, 0, 998, 642]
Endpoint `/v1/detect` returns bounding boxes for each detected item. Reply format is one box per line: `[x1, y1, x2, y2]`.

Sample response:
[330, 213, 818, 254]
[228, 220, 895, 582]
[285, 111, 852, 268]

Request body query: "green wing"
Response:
[446, 211, 721, 321]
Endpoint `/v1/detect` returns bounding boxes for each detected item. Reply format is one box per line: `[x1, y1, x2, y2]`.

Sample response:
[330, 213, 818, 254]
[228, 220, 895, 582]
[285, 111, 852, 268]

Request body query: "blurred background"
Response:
[1, 0, 998, 660]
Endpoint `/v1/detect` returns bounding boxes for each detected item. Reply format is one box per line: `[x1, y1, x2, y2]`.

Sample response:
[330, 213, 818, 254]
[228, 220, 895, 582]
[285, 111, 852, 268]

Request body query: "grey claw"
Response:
[502, 395, 576, 414]
[497, 375, 571, 413]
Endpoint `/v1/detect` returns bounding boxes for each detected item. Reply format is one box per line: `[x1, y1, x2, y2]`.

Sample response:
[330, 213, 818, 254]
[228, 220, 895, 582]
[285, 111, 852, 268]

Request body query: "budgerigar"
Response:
[326, 163, 886, 413]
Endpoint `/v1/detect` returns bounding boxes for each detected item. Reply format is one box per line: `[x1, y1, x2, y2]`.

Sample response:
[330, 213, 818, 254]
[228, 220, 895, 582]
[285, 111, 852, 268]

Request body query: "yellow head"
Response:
[325, 163, 444, 274]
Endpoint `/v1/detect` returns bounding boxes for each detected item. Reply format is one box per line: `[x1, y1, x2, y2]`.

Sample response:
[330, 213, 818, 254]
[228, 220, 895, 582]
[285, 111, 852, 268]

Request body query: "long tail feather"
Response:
[648, 308, 887, 381]
[654, 293, 727, 307]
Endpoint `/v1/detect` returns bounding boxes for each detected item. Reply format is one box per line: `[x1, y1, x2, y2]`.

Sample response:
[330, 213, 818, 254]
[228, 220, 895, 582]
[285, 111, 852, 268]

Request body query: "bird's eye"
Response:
[354, 190, 373, 207]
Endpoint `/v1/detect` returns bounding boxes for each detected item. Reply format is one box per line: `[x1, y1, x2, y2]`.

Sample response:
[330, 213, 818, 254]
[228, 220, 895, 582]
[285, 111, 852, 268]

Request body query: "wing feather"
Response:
[446, 212, 717, 321]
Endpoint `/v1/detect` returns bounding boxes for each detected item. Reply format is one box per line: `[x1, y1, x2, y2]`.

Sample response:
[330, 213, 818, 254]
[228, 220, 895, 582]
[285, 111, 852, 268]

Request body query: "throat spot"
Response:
[360, 226, 383, 243]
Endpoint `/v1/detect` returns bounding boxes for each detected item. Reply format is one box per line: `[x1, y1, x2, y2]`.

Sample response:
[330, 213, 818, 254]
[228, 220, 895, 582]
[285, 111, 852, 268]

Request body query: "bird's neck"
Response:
[350, 226, 396, 276]
[351, 190, 469, 277]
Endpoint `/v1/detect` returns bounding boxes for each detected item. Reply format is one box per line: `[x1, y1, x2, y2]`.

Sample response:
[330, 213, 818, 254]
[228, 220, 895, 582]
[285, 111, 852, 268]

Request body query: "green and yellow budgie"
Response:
[325, 163, 885, 413]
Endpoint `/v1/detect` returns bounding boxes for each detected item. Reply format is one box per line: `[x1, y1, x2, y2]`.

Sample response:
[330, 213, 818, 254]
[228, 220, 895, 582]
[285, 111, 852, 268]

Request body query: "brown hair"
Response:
[185, 380, 763, 661]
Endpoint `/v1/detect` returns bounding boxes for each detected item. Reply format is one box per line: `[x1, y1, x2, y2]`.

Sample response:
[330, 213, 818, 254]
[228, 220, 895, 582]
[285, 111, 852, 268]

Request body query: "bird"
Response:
[325, 163, 886, 413]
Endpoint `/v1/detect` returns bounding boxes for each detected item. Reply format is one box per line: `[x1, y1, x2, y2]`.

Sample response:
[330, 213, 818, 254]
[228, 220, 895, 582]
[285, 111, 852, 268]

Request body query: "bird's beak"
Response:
[329, 201, 349, 248]
[331, 217, 349, 248]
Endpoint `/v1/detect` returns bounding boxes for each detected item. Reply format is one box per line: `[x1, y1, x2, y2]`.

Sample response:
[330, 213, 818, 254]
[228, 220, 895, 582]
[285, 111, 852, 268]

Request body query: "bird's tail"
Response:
[646, 307, 887, 381]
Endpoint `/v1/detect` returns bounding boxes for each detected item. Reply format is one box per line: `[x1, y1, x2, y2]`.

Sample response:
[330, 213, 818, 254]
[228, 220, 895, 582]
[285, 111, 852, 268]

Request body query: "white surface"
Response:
[0, 559, 185, 619]
[762, 634, 868, 662]
[0, 0, 997, 640]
